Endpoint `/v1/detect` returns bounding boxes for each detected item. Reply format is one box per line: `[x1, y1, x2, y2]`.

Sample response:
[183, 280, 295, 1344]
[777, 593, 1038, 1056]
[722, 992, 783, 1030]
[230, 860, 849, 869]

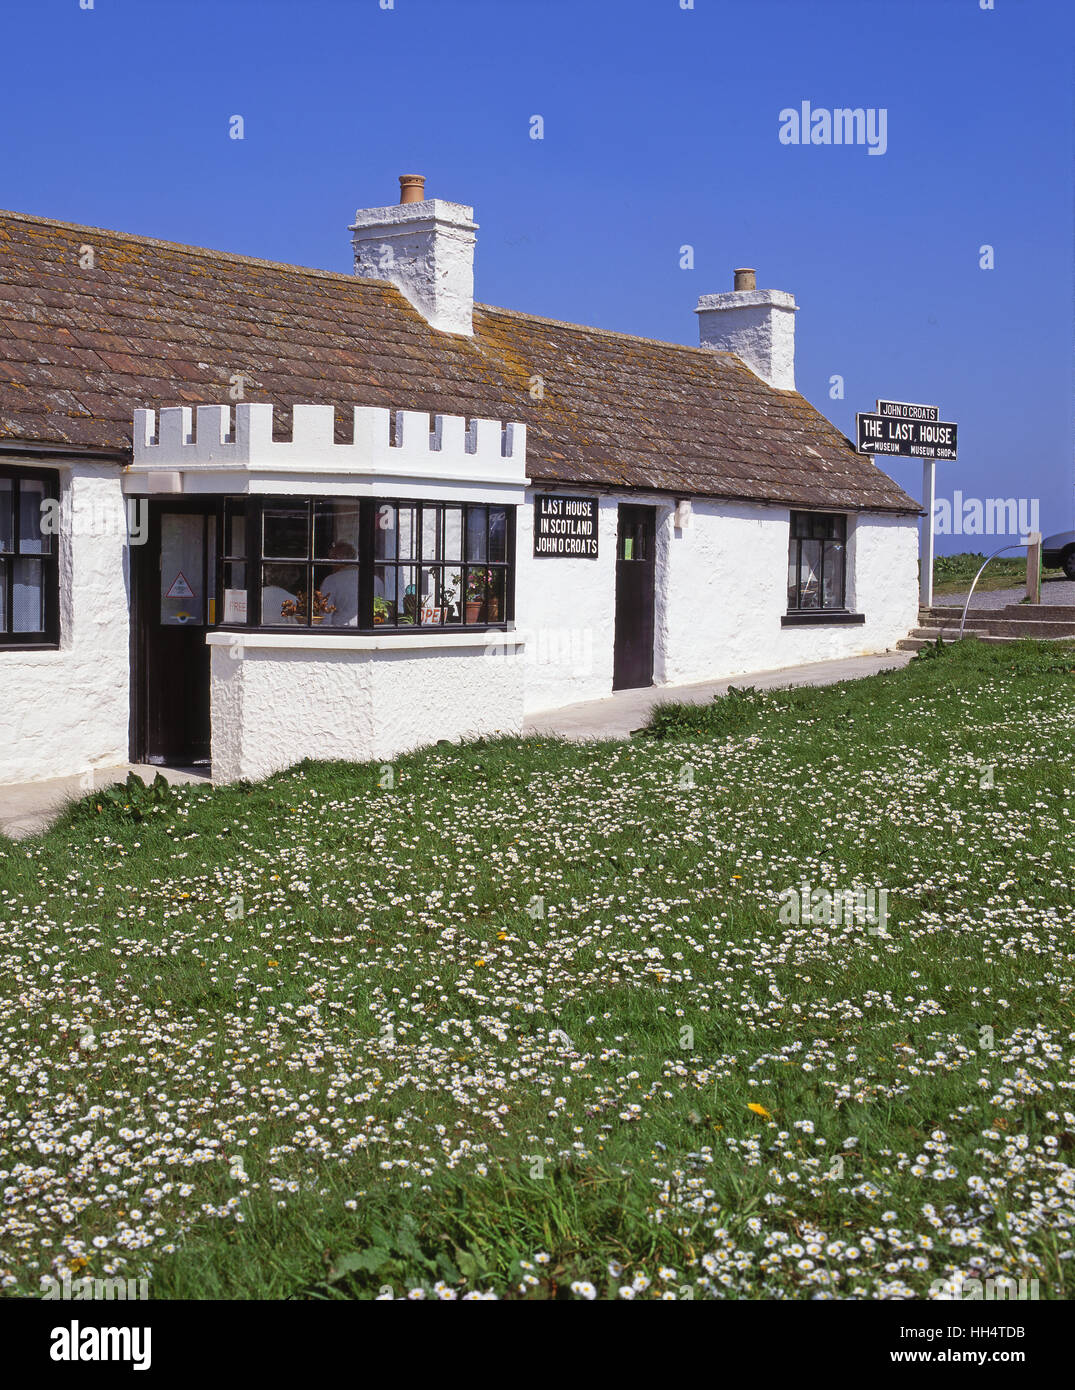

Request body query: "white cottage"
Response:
[0, 178, 920, 787]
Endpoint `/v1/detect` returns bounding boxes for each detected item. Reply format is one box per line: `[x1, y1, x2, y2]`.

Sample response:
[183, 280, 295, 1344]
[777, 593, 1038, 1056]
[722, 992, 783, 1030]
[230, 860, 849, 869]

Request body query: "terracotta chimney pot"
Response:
[399, 175, 426, 205]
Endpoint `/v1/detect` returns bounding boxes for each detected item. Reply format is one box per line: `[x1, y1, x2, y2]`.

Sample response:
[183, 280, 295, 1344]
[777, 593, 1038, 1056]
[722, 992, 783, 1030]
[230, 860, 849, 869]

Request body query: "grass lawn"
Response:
[1, 639, 1073, 1301]
[932, 551, 1064, 597]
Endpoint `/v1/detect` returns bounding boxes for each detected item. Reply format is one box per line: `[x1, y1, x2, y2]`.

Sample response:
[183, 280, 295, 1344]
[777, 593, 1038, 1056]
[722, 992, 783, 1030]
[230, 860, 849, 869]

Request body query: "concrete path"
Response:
[0, 764, 210, 841]
[935, 577, 1075, 612]
[523, 650, 915, 742]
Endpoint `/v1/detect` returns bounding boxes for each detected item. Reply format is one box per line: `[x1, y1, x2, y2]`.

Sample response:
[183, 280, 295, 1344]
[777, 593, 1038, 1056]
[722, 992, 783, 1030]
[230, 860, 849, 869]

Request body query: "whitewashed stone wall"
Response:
[514, 495, 620, 711]
[209, 636, 525, 784]
[0, 462, 130, 785]
[519, 492, 919, 712]
[659, 501, 919, 686]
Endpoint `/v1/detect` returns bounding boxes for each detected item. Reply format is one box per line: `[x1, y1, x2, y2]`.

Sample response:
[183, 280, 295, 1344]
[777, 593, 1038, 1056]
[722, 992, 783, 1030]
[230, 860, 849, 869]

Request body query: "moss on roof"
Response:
[0, 208, 918, 513]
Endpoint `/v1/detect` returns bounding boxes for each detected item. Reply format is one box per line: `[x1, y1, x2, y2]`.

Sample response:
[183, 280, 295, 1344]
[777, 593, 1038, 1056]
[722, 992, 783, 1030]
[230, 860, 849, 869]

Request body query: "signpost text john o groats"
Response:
[856, 399, 959, 609]
[534, 494, 599, 557]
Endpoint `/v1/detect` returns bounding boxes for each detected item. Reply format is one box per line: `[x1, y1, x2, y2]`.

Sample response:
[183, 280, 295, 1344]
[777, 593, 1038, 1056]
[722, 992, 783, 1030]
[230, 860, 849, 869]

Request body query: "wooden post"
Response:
[920, 458, 935, 609]
[1025, 530, 1042, 604]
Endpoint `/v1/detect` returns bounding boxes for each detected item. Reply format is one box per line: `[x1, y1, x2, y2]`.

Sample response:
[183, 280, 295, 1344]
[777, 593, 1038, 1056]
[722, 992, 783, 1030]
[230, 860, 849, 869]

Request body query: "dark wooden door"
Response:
[141, 504, 217, 765]
[613, 504, 656, 691]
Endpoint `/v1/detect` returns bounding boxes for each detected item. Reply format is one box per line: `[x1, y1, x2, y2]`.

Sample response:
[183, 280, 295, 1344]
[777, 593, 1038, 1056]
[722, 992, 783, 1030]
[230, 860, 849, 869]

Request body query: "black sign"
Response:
[533, 494, 599, 557]
[857, 412, 958, 460]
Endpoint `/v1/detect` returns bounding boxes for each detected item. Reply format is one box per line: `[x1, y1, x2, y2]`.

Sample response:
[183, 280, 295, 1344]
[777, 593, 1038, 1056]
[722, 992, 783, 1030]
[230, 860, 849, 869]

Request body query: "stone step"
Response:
[910, 625, 991, 639]
[921, 603, 1075, 622]
[916, 616, 1075, 639]
[897, 633, 1020, 651]
[1000, 604, 1075, 621]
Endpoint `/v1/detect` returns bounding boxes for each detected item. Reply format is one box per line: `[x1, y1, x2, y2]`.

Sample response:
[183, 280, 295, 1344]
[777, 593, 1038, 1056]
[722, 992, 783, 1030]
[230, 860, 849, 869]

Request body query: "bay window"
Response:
[220, 497, 514, 630]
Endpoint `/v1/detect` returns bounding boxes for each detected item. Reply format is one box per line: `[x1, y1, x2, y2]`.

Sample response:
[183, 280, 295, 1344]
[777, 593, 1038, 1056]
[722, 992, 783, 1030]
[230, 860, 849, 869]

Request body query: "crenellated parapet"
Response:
[123, 403, 529, 499]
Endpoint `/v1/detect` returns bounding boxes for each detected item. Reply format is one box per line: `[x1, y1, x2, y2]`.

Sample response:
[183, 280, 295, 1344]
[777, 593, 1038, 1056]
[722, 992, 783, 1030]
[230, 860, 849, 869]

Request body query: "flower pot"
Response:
[486, 597, 500, 622]
[465, 601, 485, 625]
[311, 615, 325, 626]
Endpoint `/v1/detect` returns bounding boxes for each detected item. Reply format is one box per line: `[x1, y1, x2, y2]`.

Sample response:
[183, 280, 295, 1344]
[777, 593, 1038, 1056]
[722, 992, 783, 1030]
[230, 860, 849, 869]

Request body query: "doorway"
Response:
[132, 502, 218, 765]
[613, 504, 656, 691]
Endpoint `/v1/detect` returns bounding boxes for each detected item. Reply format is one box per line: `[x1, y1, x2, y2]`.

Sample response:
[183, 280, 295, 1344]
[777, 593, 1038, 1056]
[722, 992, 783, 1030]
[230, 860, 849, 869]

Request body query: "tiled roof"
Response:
[0, 209, 918, 513]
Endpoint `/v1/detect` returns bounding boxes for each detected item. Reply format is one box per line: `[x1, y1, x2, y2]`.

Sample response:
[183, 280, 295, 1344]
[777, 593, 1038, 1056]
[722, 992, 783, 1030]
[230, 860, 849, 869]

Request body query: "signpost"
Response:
[855, 400, 959, 607]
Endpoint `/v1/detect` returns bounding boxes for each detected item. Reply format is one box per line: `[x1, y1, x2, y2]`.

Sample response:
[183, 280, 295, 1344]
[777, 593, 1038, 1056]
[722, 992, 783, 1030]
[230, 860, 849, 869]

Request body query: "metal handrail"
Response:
[957, 543, 1029, 639]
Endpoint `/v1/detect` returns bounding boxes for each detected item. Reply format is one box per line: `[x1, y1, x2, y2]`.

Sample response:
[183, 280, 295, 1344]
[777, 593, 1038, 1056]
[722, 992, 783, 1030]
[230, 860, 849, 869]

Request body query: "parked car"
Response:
[1042, 530, 1075, 580]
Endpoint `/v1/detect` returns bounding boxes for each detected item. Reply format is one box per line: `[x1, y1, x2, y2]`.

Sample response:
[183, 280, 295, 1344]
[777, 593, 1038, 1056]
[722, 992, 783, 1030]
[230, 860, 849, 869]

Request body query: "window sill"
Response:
[206, 629, 525, 652]
[0, 641, 60, 652]
[781, 611, 865, 627]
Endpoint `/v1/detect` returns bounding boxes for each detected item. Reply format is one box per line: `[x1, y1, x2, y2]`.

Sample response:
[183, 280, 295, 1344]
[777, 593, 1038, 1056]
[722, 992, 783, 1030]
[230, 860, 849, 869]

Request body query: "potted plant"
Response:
[465, 568, 498, 624]
[373, 595, 391, 625]
[280, 589, 337, 624]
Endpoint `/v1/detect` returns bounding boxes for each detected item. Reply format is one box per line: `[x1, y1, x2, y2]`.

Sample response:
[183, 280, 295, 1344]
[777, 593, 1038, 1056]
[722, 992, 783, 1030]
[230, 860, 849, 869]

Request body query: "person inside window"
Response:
[319, 541, 360, 626]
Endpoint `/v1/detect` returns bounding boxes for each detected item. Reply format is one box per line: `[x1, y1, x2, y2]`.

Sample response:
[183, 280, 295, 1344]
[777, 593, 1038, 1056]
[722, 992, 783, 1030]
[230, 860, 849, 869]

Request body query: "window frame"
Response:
[786, 510, 850, 615]
[218, 497, 516, 633]
[0, 464, 60, 649]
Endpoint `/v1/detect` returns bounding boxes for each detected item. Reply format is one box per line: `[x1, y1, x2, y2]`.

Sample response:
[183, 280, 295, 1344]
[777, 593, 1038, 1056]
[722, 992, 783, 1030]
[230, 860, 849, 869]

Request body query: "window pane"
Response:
[0, 479, 11, 551]
[222, 562, 248, 624]
[822, 541, 846, 609]
[787, 541, 799, 609]
[489, 508, 507, 563]
[486, 567, 506, 622]
[224, 503, 246, 559]
[314, 500, 360, 561]
[373, 564, 396, 624]
[13, 557, 44, 632]
[0, 558, 6, 629]
[799, 539, 821, 609]
[374, 504, 397, 561]
[262, 563, 307, 624]
[417, 566, 446, 625]
[466, 506, 487, 561]
[262, 506, 308, 559]
[18, 479, 47, 554]
[314, 561, 359, 627]
[397, 507, 417, 561]
[421, 506, 441, 563]
[398, 565, 417, 623]
[443, 507, 462, 562]
[160, 513, 204, 625]
[207, 516, 217, 622]
[464, 566, 490, 622]
[791, 512, 808, 540]
[442, 564, 462, 623]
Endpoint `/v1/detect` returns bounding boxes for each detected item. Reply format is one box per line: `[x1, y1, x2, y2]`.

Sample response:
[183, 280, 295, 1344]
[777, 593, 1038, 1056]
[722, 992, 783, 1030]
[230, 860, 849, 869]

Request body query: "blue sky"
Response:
[2, 0, 1071, 549]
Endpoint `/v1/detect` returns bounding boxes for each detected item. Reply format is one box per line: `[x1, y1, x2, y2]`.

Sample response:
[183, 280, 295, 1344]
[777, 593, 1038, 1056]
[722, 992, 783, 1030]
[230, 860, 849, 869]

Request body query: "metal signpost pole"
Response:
[855, 400, 957, 614]
[921, 456, 936, 609]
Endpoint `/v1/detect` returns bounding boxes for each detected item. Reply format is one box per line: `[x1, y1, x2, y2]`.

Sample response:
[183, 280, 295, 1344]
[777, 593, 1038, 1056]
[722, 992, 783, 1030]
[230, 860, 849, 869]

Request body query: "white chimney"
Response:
[695, 268, 798, 391]
[349, 175, 478, 336]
